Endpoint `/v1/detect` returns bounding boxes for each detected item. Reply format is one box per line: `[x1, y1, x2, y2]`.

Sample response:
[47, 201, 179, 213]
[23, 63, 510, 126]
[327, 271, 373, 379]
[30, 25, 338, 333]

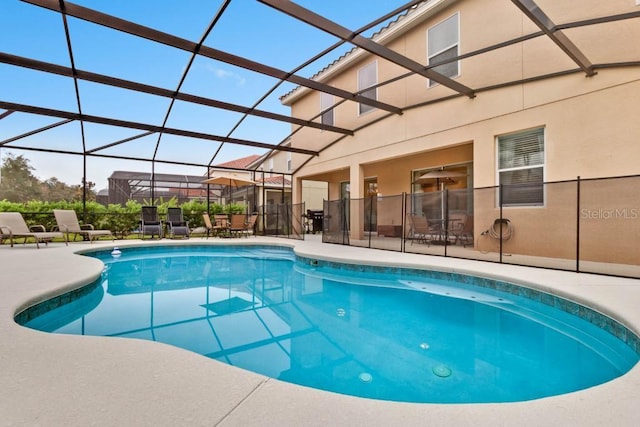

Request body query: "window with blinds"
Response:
[427, 13, 459, 87]
[497, 127, 545, 206]
[320, 92, 334, 126]
[358, 61, 377, 115]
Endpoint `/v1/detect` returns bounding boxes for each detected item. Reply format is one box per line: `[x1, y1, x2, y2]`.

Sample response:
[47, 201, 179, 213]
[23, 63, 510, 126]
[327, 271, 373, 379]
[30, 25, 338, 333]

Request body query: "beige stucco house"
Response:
[280, 0, 640, 265]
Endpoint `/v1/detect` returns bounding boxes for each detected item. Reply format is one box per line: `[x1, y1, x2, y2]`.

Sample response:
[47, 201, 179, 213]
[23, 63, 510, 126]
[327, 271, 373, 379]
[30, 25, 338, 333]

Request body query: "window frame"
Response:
[357, 60, 378, 116]
[427, 12, 460, 87]
[320, 92, 334, 127]
[496, 127, 546, 207]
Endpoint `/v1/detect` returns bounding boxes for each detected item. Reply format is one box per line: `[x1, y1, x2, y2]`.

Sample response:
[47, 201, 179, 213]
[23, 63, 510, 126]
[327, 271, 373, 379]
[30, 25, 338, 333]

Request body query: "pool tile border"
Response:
[14, 279, 102, 325]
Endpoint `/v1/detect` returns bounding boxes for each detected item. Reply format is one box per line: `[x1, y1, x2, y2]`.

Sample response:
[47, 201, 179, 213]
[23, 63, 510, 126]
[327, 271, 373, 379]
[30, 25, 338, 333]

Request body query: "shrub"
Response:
[0, 198, 252, 237]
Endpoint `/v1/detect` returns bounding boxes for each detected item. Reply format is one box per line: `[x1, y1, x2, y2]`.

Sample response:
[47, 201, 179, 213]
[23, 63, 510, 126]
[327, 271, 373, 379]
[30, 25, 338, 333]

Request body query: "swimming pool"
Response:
[17, 245, 639, 404]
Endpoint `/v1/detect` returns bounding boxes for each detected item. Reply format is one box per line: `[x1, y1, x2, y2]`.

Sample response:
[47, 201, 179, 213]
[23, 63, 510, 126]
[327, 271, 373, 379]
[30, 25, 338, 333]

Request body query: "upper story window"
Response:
[358, 61, 377, 115]
[286, 152, 292, 172]
[320, 92, 334, 126]
[427, 13, 459, 87]
[497, 127, 545, 207]
[268, 158, 274, 172]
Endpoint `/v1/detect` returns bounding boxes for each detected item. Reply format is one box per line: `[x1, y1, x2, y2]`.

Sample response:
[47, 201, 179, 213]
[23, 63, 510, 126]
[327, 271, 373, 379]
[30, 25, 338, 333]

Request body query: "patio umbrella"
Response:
[417, 169, 468, 191]
[202, 172, 256, 209]
[417, 169, 467, 188]
[416, 169, 468, 224]
[202, 171, 256, 187]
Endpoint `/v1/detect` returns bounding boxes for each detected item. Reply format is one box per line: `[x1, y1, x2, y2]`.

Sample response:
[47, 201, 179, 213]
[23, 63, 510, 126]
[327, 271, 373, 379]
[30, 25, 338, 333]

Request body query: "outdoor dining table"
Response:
[429, 218, 462, 245]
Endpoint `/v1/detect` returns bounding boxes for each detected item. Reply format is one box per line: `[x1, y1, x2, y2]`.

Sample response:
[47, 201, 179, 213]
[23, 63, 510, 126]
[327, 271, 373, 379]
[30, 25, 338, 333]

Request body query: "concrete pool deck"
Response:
[1, 236, 639, 426]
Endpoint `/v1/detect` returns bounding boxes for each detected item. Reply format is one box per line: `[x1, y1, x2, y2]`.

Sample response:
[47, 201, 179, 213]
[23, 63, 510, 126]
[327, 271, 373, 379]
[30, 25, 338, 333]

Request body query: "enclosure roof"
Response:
[1, 0, 639, 183]
[108, 171, 207, 184]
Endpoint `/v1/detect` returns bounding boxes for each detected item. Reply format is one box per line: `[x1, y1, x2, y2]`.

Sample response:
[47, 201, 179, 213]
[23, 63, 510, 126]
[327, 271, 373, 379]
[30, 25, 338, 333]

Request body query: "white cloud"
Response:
[206, 65, 246, 86]
[214, 68, 232, 78]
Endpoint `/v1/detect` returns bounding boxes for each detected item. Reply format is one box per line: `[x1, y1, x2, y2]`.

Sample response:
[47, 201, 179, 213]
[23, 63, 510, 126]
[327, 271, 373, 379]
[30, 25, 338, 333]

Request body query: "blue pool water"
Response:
[18, 245, 639, 403]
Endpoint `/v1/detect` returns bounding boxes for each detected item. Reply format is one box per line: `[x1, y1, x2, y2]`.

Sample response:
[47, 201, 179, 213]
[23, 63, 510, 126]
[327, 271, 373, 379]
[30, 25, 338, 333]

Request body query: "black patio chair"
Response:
[167, 207, 190, 239]
[140, 206, 163, 239]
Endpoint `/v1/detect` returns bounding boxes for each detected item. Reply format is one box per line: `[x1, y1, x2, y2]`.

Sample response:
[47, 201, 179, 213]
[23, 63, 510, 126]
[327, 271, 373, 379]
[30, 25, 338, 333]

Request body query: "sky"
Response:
[0, 0, 414, 190]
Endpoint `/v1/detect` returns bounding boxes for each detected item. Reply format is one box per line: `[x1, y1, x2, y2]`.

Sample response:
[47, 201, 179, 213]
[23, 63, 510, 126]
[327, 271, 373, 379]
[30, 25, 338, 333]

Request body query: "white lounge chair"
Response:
[53, 209, 114, 243]
[0, 212, 68, 249]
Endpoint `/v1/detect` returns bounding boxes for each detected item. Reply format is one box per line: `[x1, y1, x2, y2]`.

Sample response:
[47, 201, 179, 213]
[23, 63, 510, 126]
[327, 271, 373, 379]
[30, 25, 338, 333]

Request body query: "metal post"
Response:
[206, 183, 210, 213]
[261, 169, 266, 235]
[368, 195, 373, 248]
[252, 171, 257, 213]
[576, 176, 581, 273]
[401, 192, 406, 253]
[281, 172, 285, 204]
[342, 198, 348, 245]
[82, 155, 87, 221]
[444, 189, 448, 257]
[150, 161, 155, 205]
[499, 184, 503, 263]
[302, 201, 306, 240]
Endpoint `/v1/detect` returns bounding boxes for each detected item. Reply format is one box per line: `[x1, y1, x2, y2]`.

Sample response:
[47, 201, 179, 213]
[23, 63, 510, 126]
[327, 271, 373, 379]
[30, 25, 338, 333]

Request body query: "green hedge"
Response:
[0, 198, 247, 239]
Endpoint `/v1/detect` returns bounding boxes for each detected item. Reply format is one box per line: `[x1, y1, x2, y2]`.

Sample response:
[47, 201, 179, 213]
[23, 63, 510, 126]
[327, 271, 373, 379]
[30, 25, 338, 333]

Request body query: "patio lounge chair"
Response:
[230, 213, 258, 238]
[0, 212, 68, 249]
[214, 214, 230, 237]
[140, 206, 163, 239]
[451, 214, 474, 247]
[53, 209, 114, 243]
[242, 213, 258, 237]
[229, 214, 247, 237]
[408, 214, 438, 246]
[202, 213, 214, 238]
[202, 213, 231, 238]
[167, 207, 189, 239]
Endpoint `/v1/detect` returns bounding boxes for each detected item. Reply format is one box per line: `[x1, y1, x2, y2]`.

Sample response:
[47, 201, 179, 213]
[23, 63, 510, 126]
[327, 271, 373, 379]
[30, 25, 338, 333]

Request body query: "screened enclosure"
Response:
[1, 0, 638, 203]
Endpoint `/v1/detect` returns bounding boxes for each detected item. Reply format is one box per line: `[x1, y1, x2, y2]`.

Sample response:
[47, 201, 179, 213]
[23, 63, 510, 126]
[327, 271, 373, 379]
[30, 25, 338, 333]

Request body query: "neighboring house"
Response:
[207, 154, 260, 209]
[280, 0, 640, 261]
[208, 150, 328, 213]
[248, 150, 292, 208]
[233, 149, 329, 211]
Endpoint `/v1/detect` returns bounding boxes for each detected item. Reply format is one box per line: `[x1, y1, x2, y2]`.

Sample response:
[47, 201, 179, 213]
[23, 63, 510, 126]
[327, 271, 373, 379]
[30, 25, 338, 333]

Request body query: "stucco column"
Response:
[349, 163, 364, 240]
[292, 176, 303, 206]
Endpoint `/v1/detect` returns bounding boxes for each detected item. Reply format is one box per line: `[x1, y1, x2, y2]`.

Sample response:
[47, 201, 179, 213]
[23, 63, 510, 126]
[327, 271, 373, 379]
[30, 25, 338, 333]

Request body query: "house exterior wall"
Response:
[301, 180, 328, 211]
[255, 149, 290, 176]
[282, 0, 640, 262]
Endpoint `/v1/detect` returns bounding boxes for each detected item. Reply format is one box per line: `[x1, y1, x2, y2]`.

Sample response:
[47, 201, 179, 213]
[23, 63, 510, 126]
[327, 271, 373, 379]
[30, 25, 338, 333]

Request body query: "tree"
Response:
[42, 177, 78, 202]
[0, 154, 43, 202]
[73, 180, 96, 202]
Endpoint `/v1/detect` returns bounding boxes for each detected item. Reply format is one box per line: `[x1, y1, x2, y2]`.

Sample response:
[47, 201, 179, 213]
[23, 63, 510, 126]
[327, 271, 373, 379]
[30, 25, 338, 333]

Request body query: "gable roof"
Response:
[280, 0, 454, 105]
[257, 175, 291, 187]
[212, 155, 261, 170]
